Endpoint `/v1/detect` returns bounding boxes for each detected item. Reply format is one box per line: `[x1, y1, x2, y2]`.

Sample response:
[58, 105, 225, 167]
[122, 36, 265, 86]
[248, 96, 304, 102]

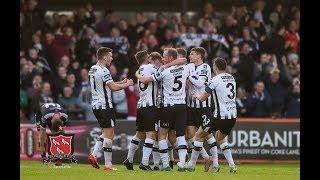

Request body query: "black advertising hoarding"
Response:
[20, 118, 299, 163]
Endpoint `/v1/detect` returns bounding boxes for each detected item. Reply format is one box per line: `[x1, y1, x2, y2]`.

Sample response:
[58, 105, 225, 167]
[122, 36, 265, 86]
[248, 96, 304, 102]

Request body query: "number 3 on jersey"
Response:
[173, 75, 182, 91]
[226, 83, 235, 99]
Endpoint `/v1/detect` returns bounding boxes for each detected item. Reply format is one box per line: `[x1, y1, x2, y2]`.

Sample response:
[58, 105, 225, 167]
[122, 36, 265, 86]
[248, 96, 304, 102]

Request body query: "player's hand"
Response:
[127, 79, 134, 86]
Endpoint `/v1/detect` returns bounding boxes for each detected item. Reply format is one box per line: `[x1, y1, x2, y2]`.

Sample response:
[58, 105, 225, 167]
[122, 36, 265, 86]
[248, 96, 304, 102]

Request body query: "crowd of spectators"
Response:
[20, 0, 300, 122]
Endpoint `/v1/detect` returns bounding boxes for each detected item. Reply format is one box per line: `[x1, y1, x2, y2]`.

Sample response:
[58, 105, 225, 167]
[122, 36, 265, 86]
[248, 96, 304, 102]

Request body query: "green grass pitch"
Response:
[20, 161, 299, 180]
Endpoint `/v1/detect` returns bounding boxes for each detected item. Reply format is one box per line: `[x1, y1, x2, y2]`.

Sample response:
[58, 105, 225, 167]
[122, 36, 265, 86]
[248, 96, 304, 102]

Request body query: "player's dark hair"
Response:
[51, 118, 64, 133]
[164, 48, 178, 60]
[96, 47, 113, 60]
[191, 47, 206, 60]
[134, 50, 149, 65]
[213, 57, 227, 71]
[149, 52, 162, 61]
[176, 48, 187, 58]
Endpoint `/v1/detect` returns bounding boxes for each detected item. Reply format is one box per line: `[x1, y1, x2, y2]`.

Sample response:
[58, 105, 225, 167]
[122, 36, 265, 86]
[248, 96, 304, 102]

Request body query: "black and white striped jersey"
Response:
[137, 64, 158, 108]
[205, 73, 237, 119]
[187, 63, 212, 108]
[153, 64, 193, 106]
[89, 64, 113, 109]
[35, 103, 68, 127]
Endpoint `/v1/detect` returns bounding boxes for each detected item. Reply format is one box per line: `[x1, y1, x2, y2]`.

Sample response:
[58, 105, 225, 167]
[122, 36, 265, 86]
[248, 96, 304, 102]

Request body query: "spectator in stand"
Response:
[238, 27, 259, 53]
[235, 42, 255, 92]
[44, 31, 72, 65]
[73, 1, 96, 34]
[32, 33, 43, 53]
[38, 82, 54, 104]
[253, 0, 270, 25]
[75, 27, 97, 66]
[284, 20, 299, 53]
[52, 66, 67, 98]
[118, 19, 130, 37]
[136, 32, 160, 52]
[236, 87, 248, 117]
[231, 3, 250, 29]
[96, 10, 116, 36]
[27, 75, 42, 122]
[291, 9, 300, 31]
[125, 83, 139, 120]
[128, 11, 148, 46]
[20, 79, 29, 120]
[52, 14, 72, 34]
[65, 73, 81, 97]
[20, 61, 39, 88]
[155, 12, 169, 43]
[109, 63, 128, 118]
[220, 15, 241, 45]
[267, 23, 288, 58]
[230, 45, 240, 67]
[59, 55, 70, 69]
[27, 47, 51, 77]
[265, 68, 289, 117]
[159, 28, 177, 48]
[197, 2, 220, 29]
[58, 86, 91, 120]
[284, 78, 300, 118]
[248, 18, 267, 51]
[27, 74, 42, 100]
[78, 68, 96, 121]
[269, 3, 285, 29]
[253, 52, 274, 82]
[199, 18, 217, 35]
[22, 0, 46, 48]
[247, 81, 272, 117]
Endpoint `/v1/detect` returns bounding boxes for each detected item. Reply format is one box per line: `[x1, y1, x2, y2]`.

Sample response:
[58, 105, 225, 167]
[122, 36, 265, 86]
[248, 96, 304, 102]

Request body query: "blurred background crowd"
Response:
[20, 0, 300, 122]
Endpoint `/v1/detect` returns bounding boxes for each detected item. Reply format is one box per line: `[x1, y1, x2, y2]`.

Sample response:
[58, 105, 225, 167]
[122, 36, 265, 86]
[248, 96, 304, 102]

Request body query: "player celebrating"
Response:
[186, 47, 219, 172]
[123, 50, 158, 171]
[185, 57, 237, 173]
[137, 48, 191, 171]
[87, 47, 134, 171]
[35, 102, 68, 163]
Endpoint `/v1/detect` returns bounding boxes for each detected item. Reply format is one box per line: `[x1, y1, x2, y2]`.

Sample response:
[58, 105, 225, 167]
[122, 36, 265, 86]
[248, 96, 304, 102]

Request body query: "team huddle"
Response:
[36, 46, 237, 173]
[87, 47, 237, 173]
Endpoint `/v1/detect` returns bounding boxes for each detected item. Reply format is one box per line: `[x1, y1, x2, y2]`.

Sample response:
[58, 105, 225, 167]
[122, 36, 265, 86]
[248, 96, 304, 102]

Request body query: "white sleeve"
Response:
[205, 77, 218, 93]
[189, 74, 206, 88]
[102, 69, 113, 84]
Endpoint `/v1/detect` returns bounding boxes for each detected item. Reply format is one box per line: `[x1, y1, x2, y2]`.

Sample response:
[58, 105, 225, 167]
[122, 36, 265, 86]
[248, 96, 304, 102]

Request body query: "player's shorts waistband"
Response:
[162, 104, 186, 108]
[92, 105, 109, 109]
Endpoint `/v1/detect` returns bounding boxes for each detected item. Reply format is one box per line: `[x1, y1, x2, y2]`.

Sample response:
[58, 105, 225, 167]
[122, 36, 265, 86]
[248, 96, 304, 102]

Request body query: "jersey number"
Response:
[226, 83, 235, 99]
[202, 115, 210, 126]
[90, 75, 97, 91]
[139, 81, 148, 91]
[172, 75, 182, 91]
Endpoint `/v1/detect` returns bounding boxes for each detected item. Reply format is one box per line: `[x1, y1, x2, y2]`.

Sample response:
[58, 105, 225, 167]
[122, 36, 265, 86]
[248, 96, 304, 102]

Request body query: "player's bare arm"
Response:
[135, 70, 154, 84]
[161, 57, 187, 68]
[106, 79, 134, 91]
[115, 78, 128, 84]
[193, 92, 211, 102]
